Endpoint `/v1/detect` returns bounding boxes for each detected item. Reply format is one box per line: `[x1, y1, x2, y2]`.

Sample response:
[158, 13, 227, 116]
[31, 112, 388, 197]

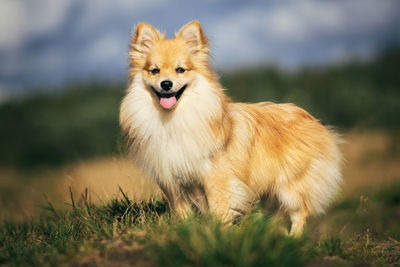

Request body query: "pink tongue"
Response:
[160, 96, 177, 109]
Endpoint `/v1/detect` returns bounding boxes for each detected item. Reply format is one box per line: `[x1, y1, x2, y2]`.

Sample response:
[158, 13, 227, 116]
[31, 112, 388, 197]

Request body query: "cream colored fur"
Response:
[120, 21, 343, 236]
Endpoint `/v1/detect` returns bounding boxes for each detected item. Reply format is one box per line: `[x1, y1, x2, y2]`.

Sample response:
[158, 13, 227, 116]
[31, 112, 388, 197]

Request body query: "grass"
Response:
[1, 184, 399, 266]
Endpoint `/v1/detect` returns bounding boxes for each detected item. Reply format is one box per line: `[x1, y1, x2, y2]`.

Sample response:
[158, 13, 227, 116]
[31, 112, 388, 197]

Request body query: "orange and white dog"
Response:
[120, 21, 342, 236]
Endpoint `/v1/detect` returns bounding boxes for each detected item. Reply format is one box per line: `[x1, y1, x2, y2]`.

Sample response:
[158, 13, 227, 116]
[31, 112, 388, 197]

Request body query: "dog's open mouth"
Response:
[151, 85, 187, 109]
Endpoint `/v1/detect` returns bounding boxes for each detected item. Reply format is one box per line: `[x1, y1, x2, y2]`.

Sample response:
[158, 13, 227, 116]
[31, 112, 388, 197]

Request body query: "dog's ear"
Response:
[131, 22, 160, 54]
[177, 21, 208, 54]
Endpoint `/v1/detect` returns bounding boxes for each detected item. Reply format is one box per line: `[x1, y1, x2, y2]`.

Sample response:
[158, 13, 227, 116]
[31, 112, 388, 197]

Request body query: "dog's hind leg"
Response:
[283, 155, 342, 236]
[204, 172, 254, 222]
[288, 209, 308, 237]
[278, 185, 310, 237]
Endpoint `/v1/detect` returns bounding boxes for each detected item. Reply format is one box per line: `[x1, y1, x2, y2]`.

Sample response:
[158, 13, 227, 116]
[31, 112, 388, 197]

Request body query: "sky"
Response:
[0, 0, 399, 96]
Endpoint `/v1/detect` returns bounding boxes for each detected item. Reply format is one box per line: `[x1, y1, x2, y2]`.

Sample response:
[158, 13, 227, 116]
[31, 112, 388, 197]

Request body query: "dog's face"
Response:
[129, 21, 209, 110]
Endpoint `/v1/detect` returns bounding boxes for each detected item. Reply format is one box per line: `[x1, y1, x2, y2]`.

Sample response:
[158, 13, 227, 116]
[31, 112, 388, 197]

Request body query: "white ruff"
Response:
[120, 73, 223, 192]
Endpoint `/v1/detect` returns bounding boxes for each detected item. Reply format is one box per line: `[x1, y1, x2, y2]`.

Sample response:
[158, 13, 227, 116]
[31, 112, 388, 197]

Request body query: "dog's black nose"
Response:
[160, 80, 173, 91]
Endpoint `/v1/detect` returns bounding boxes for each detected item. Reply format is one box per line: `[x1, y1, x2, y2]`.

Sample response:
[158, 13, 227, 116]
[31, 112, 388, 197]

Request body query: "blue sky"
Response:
[0, 0, 399, 97]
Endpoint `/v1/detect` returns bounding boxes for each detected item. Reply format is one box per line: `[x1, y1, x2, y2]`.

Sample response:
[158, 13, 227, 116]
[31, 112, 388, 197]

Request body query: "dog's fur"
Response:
[120, 21, 342, 236]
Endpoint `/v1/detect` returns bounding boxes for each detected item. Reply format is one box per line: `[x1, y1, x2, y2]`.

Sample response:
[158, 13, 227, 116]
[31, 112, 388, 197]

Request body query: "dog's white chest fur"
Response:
[121, 74, 223, 189]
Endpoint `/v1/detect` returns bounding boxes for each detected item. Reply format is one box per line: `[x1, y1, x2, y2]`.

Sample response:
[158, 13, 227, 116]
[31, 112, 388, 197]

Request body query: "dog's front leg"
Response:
[172, 198, 193, 218]
[158, 182, 193, 218]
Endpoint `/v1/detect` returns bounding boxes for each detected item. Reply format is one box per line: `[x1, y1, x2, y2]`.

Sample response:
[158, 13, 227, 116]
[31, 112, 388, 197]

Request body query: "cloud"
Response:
[210, 0, 400, 67]
[25, 0, 71, 37]
[0, 0, 71, 50]
[0, 0, 25, 49]
[0, 0, 399, 93]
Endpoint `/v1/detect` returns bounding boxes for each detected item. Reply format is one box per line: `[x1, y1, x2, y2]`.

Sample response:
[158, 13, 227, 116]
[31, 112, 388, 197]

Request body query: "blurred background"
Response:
[0, 0, 399, 220]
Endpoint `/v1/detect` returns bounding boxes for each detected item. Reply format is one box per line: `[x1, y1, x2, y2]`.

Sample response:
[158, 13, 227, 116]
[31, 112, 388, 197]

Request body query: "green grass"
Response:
[1, 183, 399, 266]
[148, 213, 309, 267]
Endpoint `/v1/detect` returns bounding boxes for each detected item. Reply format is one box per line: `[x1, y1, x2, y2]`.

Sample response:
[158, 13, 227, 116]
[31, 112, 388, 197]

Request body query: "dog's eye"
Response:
[151, 68, 160, 75]
[175, 67, 186, 74]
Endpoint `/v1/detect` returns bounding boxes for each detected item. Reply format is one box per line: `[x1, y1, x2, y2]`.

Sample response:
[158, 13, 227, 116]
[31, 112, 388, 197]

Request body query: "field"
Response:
[0, 48, 399, 266]
[0, 130, 399, 266]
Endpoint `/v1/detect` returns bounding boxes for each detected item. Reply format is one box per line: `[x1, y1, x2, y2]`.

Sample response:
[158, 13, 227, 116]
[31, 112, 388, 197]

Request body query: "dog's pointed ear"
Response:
[131, 22, 160, 54]
[177, 21, 208, 54]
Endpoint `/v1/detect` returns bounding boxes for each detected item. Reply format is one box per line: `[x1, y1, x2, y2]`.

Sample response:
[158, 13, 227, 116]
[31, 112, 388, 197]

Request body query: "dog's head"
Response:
[129, 21, 210, 110]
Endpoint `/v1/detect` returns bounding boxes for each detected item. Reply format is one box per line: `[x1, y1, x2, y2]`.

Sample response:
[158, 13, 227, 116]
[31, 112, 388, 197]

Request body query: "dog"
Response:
[120, 21, 342, 236]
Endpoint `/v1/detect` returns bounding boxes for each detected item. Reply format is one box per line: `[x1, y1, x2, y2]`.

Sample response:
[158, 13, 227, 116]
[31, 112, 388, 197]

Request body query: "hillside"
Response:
[0, 47, 399, 168]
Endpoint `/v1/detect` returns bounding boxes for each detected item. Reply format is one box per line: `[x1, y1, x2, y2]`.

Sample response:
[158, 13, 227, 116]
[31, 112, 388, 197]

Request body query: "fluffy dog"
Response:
[120, 21, 342, 236]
